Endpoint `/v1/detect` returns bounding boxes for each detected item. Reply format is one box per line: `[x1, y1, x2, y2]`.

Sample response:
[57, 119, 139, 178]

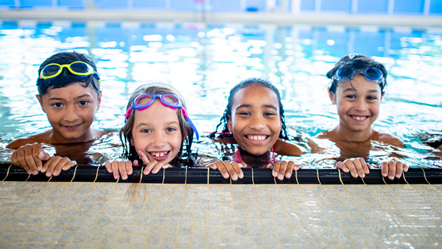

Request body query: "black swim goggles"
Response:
[36, 61, 101, 86]
[334, 66, 384, 85]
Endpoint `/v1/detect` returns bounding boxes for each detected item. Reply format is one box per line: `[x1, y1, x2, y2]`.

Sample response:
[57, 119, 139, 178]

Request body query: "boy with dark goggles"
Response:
[36, 61, 101, 86]
[334, 66, 384, 84]
[125, 93, 200, 140]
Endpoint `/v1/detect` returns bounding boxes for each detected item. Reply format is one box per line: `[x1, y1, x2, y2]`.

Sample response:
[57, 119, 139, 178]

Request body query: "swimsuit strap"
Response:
[232, 147, 244, 164]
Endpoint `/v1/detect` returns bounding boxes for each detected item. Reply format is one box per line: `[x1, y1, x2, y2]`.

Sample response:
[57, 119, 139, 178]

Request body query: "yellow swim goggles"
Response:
[37, 61, 101, 85]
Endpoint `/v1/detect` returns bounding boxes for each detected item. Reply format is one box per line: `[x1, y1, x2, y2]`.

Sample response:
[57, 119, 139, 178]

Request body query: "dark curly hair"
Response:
[326, 54, 388, 95]
[210, 77, 289, 140]
[37, 51, 100, 96]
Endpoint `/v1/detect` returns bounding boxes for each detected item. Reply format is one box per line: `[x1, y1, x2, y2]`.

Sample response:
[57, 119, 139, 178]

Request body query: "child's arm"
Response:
[272, 139, 303, 156]
[10, 142, 76, 177]
[375, 132, 405, 148]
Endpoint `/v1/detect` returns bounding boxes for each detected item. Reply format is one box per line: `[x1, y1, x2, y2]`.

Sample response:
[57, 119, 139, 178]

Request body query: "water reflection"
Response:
[0, 22, 441, 167]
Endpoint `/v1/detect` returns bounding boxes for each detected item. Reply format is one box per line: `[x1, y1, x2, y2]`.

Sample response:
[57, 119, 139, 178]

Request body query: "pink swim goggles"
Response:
[124, 93, 199, 140]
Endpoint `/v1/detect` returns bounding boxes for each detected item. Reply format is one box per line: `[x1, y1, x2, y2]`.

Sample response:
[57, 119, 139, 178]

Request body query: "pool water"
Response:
[0, 20, 441, 167]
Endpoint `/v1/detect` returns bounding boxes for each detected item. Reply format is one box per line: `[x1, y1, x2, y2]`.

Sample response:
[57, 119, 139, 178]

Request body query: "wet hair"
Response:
[121, 83, 195, 166]
[37, 51, 100, 96]
[326, 54, 388, 95]
[210, 77, 289, 140]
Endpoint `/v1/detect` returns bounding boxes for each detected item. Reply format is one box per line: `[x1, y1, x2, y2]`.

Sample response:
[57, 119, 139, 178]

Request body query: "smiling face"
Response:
[131, 99, 182, 164]
[330, 74, 383, 133]
[227, 84, 282, 156]
[37, 82, 101, 143]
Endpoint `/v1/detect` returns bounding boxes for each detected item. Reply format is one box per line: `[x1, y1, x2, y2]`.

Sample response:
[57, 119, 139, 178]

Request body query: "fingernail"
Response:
[37, 166, 42, 171]
[396, 174, 401, 178]
[123, 176, 127, 180]
[382, 173, 387, 177]
[272, 171, 277, 177]
[278, 174, 284, 180]
[389, 175, 394, 180]
[32, 171, 38, 175]
[223, 173, 229, 179]
[239, 172, 244, 178]
[232, 174, 238, 181]
[286, 173, 291, 178]
[26, 170, 31, 174]
[361, 173, 365, 178]
[72, 161, 77, 165]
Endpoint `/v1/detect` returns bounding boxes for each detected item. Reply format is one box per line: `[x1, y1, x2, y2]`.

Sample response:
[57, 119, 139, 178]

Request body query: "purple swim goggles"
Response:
[124, 93, 199, 140]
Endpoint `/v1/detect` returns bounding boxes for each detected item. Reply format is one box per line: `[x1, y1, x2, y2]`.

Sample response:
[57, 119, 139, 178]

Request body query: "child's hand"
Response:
[136, 150, 171, 175]
[11, 142, 51, 175]
[209, 161, 245, 181]
[40, 156, 76, 177]
[336, 157, 370, 178]
[271, 161, 301, 180]
[105, 160, 134, 180]
[379, 160, 409, 180]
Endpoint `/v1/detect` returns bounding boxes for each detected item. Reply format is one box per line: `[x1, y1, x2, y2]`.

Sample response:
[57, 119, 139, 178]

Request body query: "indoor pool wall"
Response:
[1, 2, 442, 248]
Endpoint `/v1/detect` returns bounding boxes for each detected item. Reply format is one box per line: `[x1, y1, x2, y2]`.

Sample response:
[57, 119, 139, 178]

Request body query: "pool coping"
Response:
[1, 164, 441, 185]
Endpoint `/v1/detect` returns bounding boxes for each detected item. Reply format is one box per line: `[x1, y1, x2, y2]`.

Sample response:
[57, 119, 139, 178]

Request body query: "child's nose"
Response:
[64, 106, 79, 121]
[354, 99, 367, 111]
[249, 115, 266, 130]
[152, 133, 166, 147]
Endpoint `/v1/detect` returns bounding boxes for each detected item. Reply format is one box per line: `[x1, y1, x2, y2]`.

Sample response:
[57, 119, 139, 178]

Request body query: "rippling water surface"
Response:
[0, 21, 441, 167]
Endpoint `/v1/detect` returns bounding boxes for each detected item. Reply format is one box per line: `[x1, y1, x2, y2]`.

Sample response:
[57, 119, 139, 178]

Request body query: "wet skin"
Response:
[227, 84, 282, 164]
[131, 99, 182, 165]
[7, 82, 108, 174]
[316, 74, 407, 179]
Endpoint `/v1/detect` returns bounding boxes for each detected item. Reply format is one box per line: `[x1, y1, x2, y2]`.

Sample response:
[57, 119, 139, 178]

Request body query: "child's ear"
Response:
[96, 91, 102, 111]
[227, 115, 232, 132]
[36, 94, 46, 113]
[328, 88, 336, 105]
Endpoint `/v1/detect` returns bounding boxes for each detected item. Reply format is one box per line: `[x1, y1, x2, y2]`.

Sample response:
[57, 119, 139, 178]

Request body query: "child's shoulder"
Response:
[372, 131, 404, 147]
[6, 131, 52, 149]
[315, 130, 335, 140]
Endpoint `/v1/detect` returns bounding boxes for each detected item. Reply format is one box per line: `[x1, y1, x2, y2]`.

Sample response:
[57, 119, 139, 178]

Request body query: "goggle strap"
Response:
[185, 117, 200, 141]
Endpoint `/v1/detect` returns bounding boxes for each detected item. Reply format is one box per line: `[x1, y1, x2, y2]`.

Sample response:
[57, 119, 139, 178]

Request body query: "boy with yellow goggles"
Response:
[8, 51, 108, 178]
[36, 61, 101, 85]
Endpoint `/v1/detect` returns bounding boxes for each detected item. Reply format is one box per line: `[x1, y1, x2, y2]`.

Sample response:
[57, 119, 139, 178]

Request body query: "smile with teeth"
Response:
[63, 123, 82, 130]
[150, 151, 169, 157]
[246, 135, 268, 141]
[350, 115, 369, 121]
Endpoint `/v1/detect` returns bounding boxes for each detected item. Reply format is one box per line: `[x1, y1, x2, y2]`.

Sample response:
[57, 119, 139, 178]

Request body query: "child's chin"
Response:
[243, 146, 270, 156]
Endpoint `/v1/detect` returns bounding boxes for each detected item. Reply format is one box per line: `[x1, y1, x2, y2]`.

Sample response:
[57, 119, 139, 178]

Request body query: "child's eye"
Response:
[52, 103, 63, 108]
[238, 112, 250, 116]
[345, 95, 356, 99]
[79, 100, 89, 106]
[367, 96, 377, 101]
[166, 127, 177, 132]
[141, 129, 151, 133]
[264, 112, 276, 116]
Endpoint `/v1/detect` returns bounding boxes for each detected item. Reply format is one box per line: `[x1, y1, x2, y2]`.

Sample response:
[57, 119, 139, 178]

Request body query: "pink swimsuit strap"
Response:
[232, 147, 278, 168]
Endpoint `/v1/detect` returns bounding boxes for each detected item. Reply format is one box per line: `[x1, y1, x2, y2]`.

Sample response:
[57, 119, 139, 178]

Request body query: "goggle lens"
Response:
[162, 94, 180, 105]
[365, 68, 381, 80]
[70, 62, 89, 73]
[42, 65, 61, 77]
[339, 67, 353, 78]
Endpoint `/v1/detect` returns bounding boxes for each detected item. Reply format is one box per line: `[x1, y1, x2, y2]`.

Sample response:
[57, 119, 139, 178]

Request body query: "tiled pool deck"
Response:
[1, 181, 442, 248]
